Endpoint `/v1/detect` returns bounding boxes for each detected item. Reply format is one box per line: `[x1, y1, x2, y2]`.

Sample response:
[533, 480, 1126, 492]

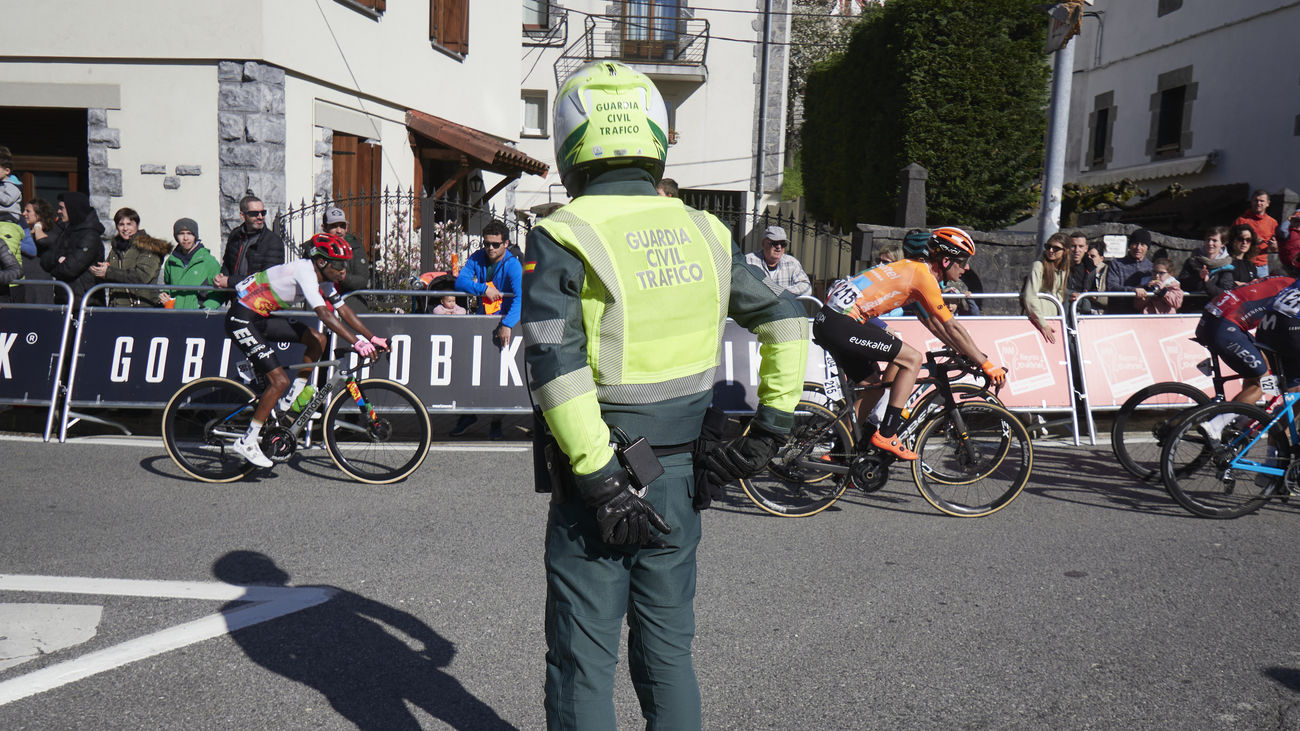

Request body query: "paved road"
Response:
[2, 431, 1300, 730]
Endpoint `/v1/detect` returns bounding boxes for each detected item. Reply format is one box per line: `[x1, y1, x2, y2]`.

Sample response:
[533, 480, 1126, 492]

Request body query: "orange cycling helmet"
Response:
[308, 232, 353, 260]
[929, 226, 975, 260]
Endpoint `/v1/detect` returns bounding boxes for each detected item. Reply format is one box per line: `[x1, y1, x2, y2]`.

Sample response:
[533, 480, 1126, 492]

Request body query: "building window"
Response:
[623, 1, 681, 62]
[336, 0, 385, 17]
[524, 0, 548, 28]
[1155, 86, 1185, 153]
[431, 0, 470, 55]
[522, 90, 548, 138]
[1157, 0, 1182, 17]
[1087, 91, 1115, 169]
[1146, 66, 1196, 160]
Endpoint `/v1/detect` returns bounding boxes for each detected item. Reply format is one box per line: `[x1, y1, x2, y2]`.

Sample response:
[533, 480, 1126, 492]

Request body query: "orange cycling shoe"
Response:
[870, 431, 917, 461]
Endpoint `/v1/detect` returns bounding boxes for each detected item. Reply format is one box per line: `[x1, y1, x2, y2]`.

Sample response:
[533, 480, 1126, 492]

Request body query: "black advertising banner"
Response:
[69, 308, 307, 407]
[65, 310, 770, 412]
[0, 305, 71, 405]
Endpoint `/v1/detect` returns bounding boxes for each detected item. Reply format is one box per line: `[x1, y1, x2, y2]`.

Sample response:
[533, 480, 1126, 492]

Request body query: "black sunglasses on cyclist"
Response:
[325, 260, 347, 271]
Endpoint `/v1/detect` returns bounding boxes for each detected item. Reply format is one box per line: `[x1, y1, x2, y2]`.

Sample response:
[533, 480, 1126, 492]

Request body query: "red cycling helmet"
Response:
[308, 232, 353, 260]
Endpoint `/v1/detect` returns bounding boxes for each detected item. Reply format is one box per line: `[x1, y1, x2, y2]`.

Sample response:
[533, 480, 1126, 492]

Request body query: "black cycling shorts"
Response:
[1255, 313, 1300, 389]
[812, 306, 903, 383]
[1195, 315, 1267, 378]
[225, 303, 313, 376]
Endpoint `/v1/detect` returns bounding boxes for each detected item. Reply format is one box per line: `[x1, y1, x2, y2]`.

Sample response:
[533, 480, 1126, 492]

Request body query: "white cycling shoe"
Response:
[233, 434, 273, 468]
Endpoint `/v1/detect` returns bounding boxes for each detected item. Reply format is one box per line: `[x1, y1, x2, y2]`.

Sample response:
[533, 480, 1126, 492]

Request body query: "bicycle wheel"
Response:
[802, 380, 847, 412]
[323, 379, 432, 484]
[912, 402, 1033, 517]
[1111, 382, 1211, 482]
[739, 400, 854, 517]
[1160, 402, 1283, 519]
[161, 377, 258, 483]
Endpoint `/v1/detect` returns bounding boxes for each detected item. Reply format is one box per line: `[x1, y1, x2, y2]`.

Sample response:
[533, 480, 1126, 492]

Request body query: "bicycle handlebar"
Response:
[922, 348, 998, 390]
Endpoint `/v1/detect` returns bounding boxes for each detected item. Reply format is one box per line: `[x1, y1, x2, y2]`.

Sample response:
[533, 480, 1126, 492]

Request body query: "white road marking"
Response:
[0, 433, 529, 452]
[0, 575, 335, 706]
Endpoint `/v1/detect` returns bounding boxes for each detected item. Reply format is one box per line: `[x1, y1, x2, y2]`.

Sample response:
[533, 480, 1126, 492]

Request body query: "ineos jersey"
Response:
[1205, 275, 1295, 330]
[235, 258, 343, 317]
[823, 259, 952, 324]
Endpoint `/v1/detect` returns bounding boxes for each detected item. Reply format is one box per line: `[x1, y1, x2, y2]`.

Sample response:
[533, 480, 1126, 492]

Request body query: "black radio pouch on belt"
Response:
[532, 407, 573, 494]
[692, 406, 729, 511]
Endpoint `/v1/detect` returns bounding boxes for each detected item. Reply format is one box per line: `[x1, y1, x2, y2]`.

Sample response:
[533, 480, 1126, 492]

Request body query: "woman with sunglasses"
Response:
[1022, 232, 1071, 343]
[1228, 224, 1259, 286]
[223, 232, 388, 467]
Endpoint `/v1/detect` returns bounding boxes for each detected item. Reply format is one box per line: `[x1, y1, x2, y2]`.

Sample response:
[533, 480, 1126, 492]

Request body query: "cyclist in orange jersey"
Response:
[813, 227, 1006, 460]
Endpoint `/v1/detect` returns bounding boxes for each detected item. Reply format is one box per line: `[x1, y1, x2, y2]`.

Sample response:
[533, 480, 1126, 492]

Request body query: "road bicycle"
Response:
[161, 350, 431, 484]
[1111, 346, 1240, 482]
[739, 348, 1032, 518]
[1158, 367, 1294, 519]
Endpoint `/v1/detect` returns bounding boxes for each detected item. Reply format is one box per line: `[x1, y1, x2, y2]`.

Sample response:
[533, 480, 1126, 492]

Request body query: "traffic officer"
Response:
[522, 61, 809, 730]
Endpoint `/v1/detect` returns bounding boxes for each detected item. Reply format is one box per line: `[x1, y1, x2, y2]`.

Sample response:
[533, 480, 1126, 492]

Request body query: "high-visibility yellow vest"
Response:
[534, 195, 733, 404]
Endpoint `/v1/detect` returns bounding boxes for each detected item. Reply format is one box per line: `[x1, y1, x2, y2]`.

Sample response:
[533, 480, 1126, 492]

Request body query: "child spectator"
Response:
[1133, 257, 1184, 314]
[160, 218, 223, 310]
[0, 147, 23, 274]
[432, 294, 466, 315]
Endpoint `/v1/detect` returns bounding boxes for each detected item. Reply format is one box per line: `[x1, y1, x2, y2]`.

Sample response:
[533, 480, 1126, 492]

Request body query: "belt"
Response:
[652, 441, 695, 458]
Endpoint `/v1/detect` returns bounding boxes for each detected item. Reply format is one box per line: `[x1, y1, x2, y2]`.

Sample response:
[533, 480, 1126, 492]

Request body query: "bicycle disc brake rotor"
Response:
[849, 453, 889, 492]
[261, 426, 297, 463]
[368, 418, 392, 442]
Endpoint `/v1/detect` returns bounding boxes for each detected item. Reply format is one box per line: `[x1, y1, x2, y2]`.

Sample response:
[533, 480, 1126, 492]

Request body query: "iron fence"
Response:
[276, 188, 856, 307]
[274, 189, 529, 311]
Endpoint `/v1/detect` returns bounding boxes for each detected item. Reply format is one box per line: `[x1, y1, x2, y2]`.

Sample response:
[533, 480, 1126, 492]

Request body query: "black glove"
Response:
[583, 469, 672, 547]
[702, 421, 786, 485]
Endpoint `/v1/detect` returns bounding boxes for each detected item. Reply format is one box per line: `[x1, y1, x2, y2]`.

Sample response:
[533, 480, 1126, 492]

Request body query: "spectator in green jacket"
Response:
[159, 218, 223, 310]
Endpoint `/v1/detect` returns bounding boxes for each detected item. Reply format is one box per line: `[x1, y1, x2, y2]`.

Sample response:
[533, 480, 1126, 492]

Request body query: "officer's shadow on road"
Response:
[212, 550, 516, 731]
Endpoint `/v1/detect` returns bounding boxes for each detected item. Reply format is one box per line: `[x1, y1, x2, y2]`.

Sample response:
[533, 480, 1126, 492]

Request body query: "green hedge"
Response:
[802, 0, 1050, 230]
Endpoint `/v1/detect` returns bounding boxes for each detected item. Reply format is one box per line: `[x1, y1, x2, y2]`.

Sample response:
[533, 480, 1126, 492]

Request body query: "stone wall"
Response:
[86, 108, 121, 235]
[217, 61, 286, 235]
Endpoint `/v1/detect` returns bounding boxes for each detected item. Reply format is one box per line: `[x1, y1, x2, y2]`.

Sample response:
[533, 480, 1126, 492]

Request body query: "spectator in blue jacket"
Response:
[450, 219, 522, 440]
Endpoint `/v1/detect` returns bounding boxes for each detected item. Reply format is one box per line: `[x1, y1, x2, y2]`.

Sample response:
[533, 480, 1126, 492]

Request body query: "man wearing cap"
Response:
[319, 206, 372, 299]
[744, 225, 812, 297]
[1105, 228, 1154, 314]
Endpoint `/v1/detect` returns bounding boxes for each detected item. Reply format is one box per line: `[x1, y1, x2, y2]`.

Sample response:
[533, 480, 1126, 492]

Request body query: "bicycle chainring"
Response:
[849, 453, 889, 493]
[261, 426, 297, 463]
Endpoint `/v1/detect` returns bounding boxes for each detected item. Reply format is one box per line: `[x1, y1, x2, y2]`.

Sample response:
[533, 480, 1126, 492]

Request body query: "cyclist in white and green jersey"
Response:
[223, 232, 387, 467]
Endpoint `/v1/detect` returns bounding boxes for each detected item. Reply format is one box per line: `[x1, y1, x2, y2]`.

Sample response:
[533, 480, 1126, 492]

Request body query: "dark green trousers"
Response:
[543, 452, 703, 730]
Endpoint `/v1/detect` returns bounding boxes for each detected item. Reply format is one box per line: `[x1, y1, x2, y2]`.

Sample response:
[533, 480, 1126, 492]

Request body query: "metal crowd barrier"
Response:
[0, 280, 75, 441]
[22, 281, 1116, 446]
[1070, 290, 1207, 444]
